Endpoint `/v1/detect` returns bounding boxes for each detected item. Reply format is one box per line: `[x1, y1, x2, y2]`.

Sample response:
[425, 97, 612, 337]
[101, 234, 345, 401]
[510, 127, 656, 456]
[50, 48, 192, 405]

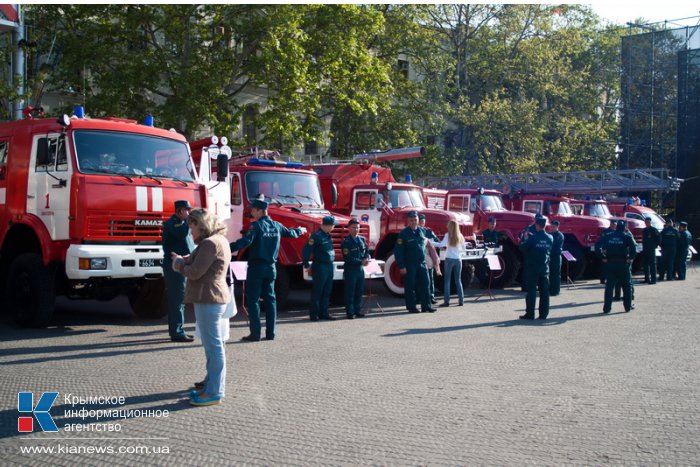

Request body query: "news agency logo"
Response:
[17, 392, 59, 433]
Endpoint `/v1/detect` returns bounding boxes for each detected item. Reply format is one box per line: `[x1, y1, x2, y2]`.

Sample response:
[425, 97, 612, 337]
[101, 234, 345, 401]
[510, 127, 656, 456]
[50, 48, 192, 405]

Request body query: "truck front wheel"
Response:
[383, 253, 405, 296]
[562, 243, 587, 281]
[475, 245, 520, 289]
[129, 278, 167, 319]
[7, 253, 56, 327]
[275, 266, 290, 308]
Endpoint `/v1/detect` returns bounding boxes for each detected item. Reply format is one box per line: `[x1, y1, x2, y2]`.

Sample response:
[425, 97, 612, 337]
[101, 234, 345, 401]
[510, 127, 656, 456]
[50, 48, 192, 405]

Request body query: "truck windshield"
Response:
[480, 195, 506, 211]
[558, 202, 573, 215]
[388, 188, 425, 209]
[74, 130, 195, 181]
[587, 203, 612, 217]
[647, 213, 665, 230]
[245, 171, 323, 207]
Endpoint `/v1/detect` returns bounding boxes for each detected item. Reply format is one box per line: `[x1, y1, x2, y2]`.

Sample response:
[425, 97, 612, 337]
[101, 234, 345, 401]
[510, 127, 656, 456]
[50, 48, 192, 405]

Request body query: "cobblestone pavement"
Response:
[1, 269, 699, 466]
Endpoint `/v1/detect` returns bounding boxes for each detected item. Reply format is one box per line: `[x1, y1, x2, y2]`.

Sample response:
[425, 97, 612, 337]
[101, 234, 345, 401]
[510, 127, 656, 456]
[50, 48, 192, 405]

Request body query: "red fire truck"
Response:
[0, 110, 207, 326]
[424, 187, 537, 288]
[502, 194, 607, 279]
[608, 200, 666, 232]
[305, 148, 496, 295]
[190, 140, 371, 305]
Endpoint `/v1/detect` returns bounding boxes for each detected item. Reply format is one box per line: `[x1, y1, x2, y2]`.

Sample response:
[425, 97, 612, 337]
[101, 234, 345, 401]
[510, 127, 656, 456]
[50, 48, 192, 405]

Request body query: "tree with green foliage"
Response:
[411, 4, 626, 176]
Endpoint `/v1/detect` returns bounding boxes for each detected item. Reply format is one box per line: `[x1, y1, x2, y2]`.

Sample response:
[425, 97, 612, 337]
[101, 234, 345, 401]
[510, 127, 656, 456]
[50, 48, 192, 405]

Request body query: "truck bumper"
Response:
[440, 245, 503, 261]
[303, 260, 385, 282]
[65, 244, 164, 280]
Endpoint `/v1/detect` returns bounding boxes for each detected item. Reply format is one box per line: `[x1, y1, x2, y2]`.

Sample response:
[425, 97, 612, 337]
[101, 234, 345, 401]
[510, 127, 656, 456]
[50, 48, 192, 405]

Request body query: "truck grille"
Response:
[87, 215, 165, 241]
[331, 224, 370, 256]
[460, 225, 474, 237]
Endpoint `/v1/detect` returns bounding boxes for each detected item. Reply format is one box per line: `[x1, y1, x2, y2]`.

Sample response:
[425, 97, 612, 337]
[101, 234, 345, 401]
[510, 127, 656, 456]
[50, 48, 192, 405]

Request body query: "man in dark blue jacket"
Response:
[303, 216, 338, 321]
[549, 220, 564, 296]
[162, 200, 195, 342]
[600, 220, 637, 313]
[675, 221, 692, 280]
[659, 219, 679, 281]
[231, 199, 307, 341]
[395, 211, 435, 313]
[342, 219, 370, 319]
[641, 217, 660, 284]
[519, 217, 553, 320]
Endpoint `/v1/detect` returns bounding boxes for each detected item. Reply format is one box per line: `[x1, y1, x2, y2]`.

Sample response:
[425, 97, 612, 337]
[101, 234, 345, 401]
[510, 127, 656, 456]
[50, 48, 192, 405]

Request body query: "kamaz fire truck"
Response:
[0, 109, 207, 326]
[190, 140, 372, 306]
[305, 148, 497, 296]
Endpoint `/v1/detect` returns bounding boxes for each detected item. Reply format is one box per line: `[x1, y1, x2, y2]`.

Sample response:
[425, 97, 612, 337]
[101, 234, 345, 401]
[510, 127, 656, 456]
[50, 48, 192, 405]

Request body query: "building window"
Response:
[397, 59, 409, 79]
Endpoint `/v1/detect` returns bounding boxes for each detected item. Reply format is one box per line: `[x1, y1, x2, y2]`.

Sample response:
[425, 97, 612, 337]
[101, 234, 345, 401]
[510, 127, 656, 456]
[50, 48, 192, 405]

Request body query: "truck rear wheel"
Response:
[475, 245, 520, 289]
[461, 262, 475, 289]
[129, 278, 167, 319]
[383, 253, 405, 296]
[7, 253, 56, 327]
[562, 243, 586, 281]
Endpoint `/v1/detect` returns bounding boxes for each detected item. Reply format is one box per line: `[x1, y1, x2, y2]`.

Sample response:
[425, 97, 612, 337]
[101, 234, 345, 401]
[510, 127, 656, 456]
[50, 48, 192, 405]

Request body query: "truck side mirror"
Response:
[331, 183, 338, 206]
[216, 154, 229, 181]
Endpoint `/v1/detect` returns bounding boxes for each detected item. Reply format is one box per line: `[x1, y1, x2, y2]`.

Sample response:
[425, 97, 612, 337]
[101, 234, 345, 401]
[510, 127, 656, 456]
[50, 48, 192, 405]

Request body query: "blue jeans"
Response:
[194, 303, 227, 398]
[443, 258, 464, 305]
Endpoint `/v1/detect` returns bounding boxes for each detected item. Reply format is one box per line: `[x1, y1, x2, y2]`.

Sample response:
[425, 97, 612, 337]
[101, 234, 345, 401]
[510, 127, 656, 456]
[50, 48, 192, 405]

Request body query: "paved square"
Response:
[1, 270, 699, 465]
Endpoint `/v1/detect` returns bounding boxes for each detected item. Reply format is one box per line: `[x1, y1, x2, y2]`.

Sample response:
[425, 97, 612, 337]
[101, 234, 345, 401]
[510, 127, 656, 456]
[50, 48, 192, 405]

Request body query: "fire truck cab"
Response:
[0, 111, 207, 326]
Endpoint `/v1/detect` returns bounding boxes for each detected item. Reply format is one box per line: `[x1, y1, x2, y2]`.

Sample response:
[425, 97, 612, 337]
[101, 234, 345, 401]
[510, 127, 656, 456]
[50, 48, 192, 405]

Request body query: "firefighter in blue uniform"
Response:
[395, 211, 436, 313]
[162, 200, 195, 342]
[658, 219, 679, 281]
[230, 199, 307, 341]
[519, 213, 542, 292]
[303, 216, 338, 321]
[418, 213, 439, 305]
[549, 220, 564, 296]
[641, 216, 660, 284]
[600, 220, 637, 313]
[342, 219, 370, 319]
[519, 216, 553, 320]
[596, 219, 617, 284]
[675, 221, 692, 280]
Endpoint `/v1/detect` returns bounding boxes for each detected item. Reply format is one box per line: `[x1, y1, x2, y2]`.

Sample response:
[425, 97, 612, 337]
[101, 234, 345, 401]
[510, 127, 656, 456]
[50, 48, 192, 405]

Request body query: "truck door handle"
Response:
[27, 194, 36, 199]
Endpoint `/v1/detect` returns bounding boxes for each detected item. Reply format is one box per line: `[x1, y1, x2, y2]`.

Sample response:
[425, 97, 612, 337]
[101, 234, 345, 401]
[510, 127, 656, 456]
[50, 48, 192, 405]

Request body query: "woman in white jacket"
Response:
[434, 220, 465, 306]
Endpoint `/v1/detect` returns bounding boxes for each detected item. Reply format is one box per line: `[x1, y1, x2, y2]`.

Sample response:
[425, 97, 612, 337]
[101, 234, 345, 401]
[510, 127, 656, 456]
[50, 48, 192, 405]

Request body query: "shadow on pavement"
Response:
[382, 309, 626, 337]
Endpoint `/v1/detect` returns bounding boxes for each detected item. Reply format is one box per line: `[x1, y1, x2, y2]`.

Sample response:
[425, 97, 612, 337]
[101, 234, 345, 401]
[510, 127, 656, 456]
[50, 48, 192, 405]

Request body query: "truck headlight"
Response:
[79, 258, 108, 270]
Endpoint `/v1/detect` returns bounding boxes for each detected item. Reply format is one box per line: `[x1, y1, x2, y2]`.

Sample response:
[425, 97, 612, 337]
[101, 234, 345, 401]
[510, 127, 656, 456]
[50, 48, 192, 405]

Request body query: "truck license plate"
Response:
[140, 258, 163, 268]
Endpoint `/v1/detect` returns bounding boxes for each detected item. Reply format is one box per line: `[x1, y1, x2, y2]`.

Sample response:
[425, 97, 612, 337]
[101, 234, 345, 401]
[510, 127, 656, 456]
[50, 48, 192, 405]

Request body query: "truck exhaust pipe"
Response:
[352, 146, 425, 163]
